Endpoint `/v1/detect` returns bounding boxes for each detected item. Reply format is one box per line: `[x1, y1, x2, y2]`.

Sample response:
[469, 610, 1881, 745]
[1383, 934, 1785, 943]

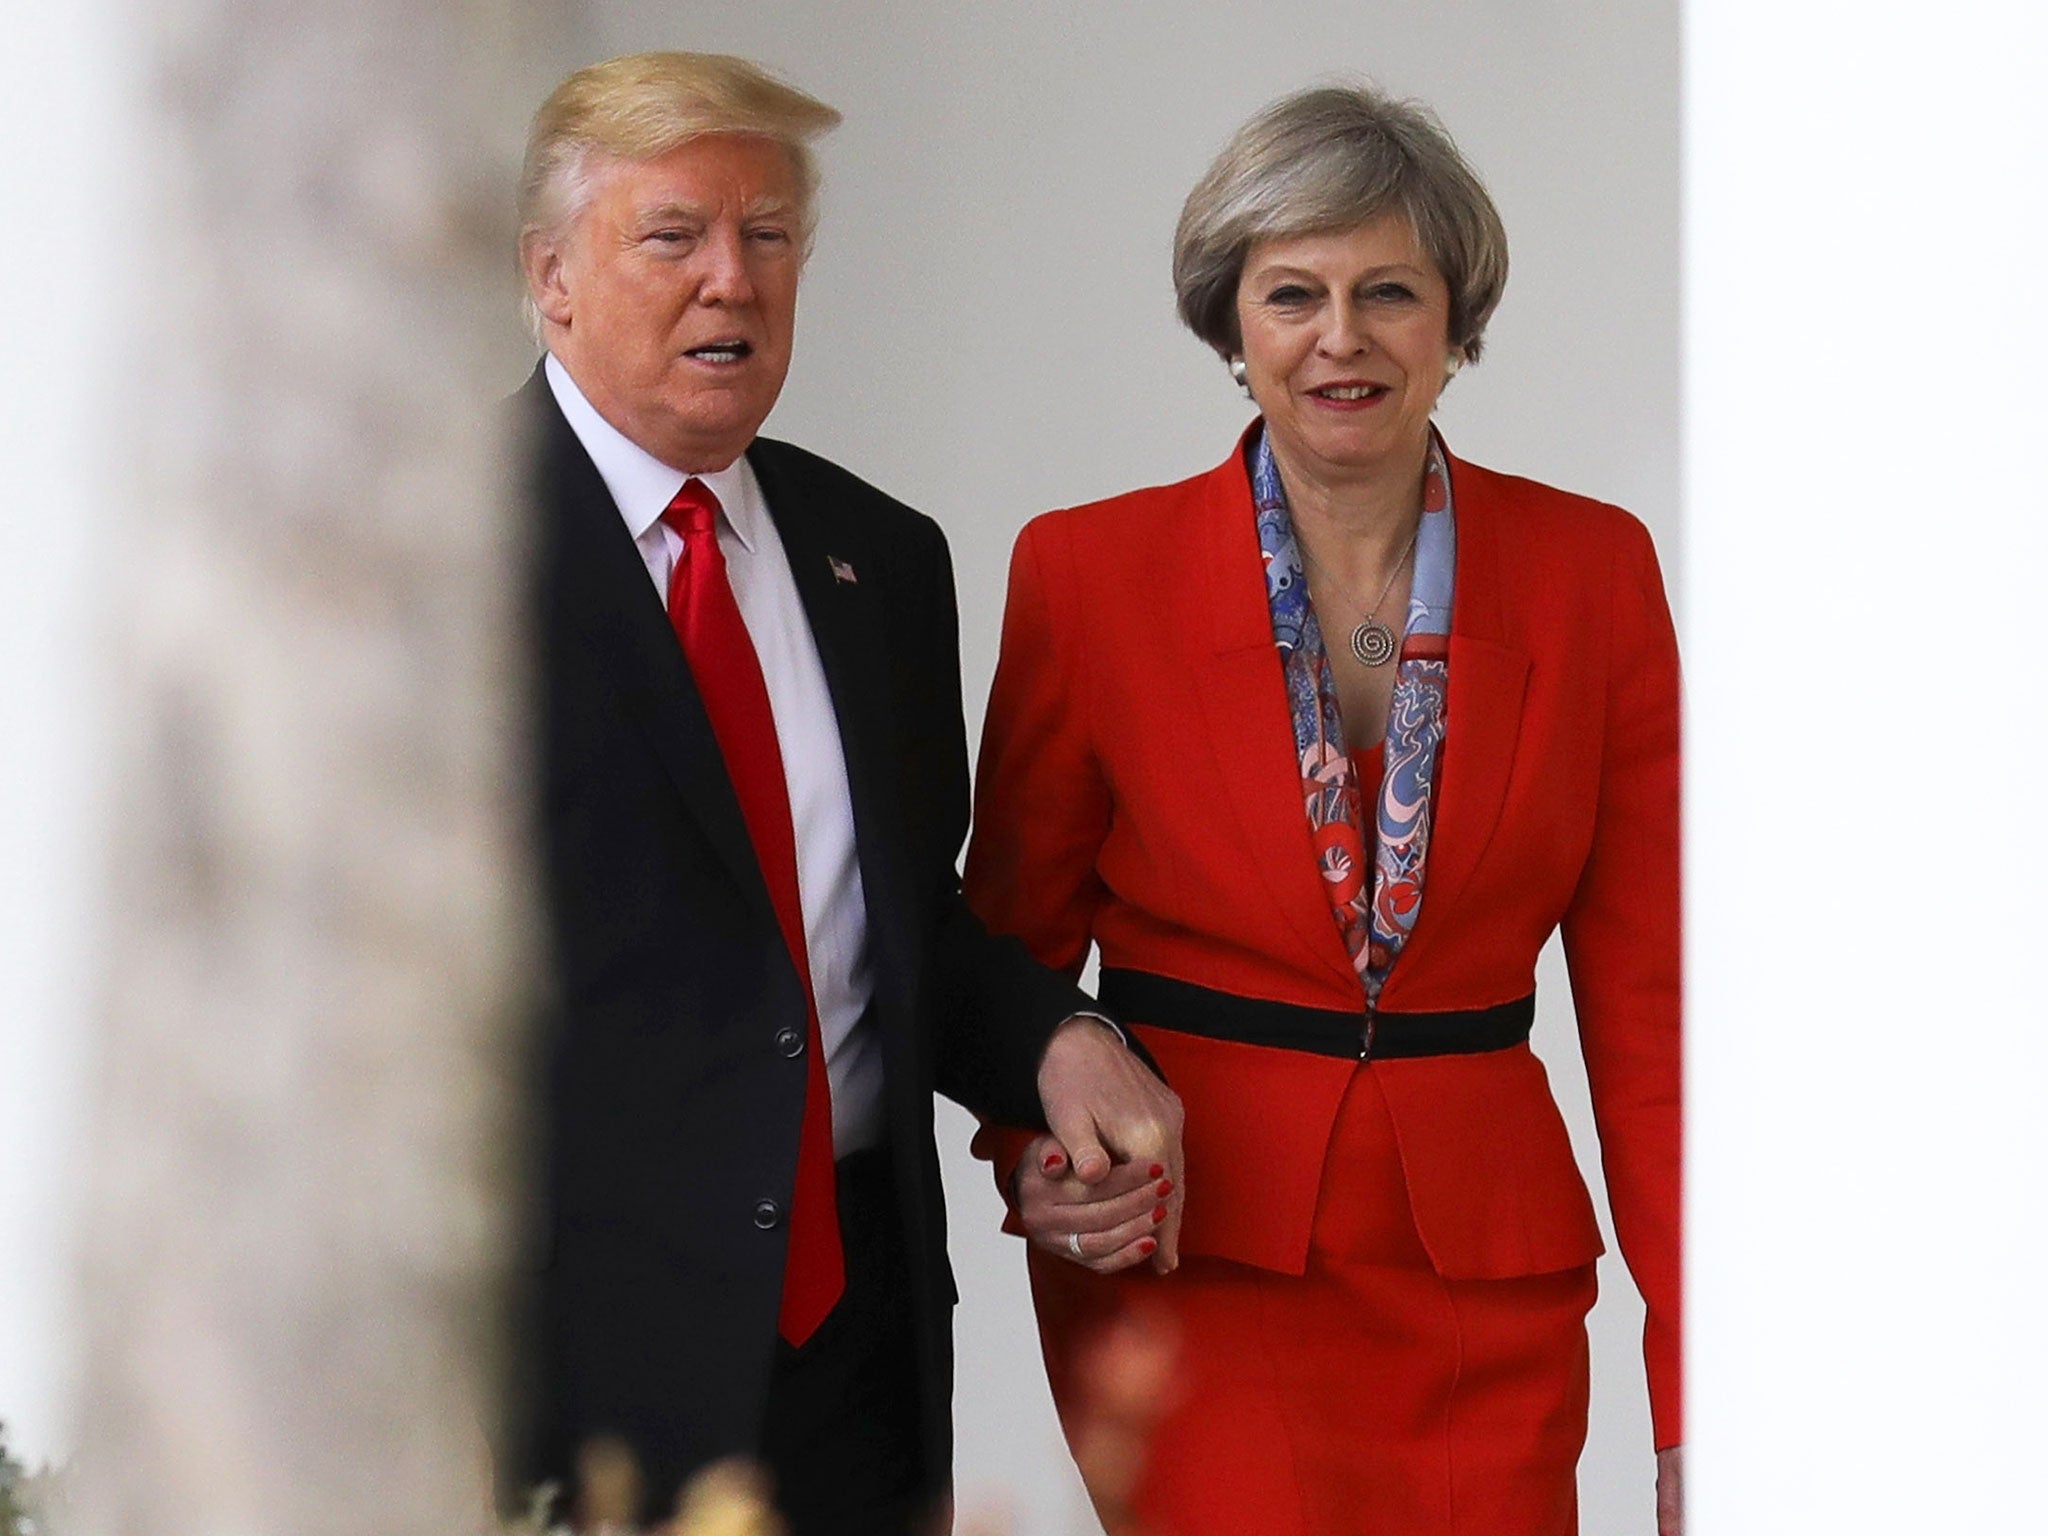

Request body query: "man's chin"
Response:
[650, 404, 775, 474]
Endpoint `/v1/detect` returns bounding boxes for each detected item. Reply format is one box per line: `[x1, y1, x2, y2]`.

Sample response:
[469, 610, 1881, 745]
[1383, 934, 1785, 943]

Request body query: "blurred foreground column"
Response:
[70, 4, 575, 1533]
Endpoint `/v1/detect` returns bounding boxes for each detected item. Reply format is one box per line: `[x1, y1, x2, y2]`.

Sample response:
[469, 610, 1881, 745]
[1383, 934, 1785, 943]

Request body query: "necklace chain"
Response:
[1297, 527, 1418, 668]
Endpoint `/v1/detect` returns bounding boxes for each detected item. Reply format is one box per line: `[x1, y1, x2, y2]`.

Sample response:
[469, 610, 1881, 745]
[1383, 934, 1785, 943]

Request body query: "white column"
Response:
[0, 0, 126, 1473]
[1687, 3, 2048, 1530]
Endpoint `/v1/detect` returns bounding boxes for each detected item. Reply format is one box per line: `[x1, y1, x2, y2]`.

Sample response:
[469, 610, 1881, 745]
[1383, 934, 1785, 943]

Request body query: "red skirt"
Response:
[1026, 1063, 1597, 1536]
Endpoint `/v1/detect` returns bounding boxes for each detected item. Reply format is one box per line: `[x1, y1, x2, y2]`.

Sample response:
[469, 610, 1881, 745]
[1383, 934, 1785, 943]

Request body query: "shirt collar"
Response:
[543, 352, 763, 552]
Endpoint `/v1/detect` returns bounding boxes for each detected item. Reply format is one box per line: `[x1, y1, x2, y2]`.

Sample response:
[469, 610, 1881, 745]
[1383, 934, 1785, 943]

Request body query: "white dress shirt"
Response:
[546, 354, 883, 1155]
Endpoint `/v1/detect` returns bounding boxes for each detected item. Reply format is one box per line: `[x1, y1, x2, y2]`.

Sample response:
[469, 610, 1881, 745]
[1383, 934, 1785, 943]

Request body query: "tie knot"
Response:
[661, 478, 722, 540]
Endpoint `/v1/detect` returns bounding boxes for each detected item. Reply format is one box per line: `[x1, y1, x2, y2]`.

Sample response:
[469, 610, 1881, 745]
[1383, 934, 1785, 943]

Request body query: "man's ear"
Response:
[521, 228, 574, 329]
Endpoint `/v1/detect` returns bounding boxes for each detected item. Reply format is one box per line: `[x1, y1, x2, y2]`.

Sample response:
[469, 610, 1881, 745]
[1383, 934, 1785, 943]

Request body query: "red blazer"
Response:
[964, 434, 1682, 1447]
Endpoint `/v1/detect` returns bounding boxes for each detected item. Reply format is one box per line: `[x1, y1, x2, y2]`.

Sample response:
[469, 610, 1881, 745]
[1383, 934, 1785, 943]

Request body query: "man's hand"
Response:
[1034, 1016, 1185, 1273]
[1656, 1444, 1683, 1536]
[1013, 1132, 1175, 1273]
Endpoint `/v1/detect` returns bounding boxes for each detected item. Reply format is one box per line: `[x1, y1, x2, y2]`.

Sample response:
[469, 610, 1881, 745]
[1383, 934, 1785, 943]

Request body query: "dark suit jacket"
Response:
[965, 432, 1681, 1447]
[511, 368, 1088, 1514]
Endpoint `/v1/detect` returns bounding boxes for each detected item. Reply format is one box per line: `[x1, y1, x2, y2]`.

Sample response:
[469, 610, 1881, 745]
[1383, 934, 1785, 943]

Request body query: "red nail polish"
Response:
[1042, 1152, 1065, 1174]
[1152, 1204, 1167, 1224]
[1148, 1164, 1165, 1179]
[1139, 1237, 1157, 1255]
[1156, 1179, 1174, 1198]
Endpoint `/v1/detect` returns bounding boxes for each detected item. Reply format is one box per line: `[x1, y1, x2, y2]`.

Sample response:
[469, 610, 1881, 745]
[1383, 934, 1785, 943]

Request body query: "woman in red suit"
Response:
[964, 84, 1679, 1536]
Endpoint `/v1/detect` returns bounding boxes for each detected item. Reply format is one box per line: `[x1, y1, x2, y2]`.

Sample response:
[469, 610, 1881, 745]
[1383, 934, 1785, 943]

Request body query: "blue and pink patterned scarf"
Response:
[1253, 426, 1455, 1011]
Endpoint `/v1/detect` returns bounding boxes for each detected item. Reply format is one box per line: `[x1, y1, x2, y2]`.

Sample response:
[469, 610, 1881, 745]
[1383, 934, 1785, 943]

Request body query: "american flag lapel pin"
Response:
[827, 556, 858, 585]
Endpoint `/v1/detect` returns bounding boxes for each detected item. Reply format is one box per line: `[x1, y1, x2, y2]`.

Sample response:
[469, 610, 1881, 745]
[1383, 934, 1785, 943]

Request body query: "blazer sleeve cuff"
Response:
[1646, 1309, 1683, 1448]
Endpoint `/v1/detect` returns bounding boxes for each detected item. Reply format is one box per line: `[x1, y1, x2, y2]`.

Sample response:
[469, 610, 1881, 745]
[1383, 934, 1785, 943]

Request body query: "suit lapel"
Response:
[1396, 455, 1531, 978]
[745, 443, 916, 985]
[1423, 638, 1528, 927]
[528, 370, 780, 933]
[1186, 450, 1365, 995]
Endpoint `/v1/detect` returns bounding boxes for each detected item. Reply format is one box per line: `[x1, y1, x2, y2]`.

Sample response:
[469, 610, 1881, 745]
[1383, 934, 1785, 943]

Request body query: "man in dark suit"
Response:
[508, 53, 1184, 1536]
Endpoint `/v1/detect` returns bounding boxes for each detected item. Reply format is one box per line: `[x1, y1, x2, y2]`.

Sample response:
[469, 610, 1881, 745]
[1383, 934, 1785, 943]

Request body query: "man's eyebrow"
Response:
[633, 201, 705, 225]
[631, 197, 796, 224]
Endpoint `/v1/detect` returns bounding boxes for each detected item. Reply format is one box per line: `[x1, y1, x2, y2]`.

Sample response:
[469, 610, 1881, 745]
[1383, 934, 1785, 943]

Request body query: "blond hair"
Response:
[519, 53, 842, 331]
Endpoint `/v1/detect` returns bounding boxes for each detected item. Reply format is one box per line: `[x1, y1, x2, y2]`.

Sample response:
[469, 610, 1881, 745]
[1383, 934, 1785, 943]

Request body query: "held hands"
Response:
[1029, 1016, 1186, 1275]
[1014, 1133, 1178, 1274]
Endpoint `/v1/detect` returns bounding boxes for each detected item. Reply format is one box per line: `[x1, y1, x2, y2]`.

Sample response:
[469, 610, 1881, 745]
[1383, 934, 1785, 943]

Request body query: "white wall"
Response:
[584, 5, 1679, 1531]
[1687, 2, 2048, 1529]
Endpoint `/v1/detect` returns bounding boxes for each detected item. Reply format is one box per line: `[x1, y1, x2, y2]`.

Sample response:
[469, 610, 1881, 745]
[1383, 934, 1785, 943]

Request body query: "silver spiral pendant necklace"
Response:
[1300, 527, 1419, 669]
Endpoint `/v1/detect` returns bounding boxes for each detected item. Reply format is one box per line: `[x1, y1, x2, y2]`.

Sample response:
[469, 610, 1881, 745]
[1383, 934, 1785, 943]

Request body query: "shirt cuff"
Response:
[1061, 1009, 1131, 1051]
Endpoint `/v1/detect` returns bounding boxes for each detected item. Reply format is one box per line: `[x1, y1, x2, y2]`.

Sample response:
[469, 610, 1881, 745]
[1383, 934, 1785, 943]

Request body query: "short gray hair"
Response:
[518, 53, 841, 335]
[1173, 84, 1508, 363]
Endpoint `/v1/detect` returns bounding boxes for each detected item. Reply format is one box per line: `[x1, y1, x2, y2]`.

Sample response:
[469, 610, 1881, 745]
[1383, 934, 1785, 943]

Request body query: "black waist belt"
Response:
[1097, 968, 1535, 1062]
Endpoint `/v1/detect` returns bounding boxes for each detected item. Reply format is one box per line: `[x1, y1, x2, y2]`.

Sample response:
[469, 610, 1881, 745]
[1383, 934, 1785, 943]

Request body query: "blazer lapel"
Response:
[528, 372, 780, 933]
[1186, 448, 1365, 995]
[1423, 637, 1529, 927]
[1396, 455, 1531, 977]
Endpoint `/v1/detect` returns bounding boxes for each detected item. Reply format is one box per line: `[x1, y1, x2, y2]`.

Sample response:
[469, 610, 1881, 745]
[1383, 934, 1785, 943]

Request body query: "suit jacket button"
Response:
[773, 1026, 805, 1058]
[753, 1197, 783, 1230]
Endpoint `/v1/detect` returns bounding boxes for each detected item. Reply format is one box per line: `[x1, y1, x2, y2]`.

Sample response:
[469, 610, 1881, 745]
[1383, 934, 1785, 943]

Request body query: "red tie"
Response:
[662, 478, 844, 1346]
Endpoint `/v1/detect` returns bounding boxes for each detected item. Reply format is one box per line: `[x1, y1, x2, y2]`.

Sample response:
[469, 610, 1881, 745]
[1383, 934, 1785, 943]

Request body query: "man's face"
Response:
[527, 134, 804, 472]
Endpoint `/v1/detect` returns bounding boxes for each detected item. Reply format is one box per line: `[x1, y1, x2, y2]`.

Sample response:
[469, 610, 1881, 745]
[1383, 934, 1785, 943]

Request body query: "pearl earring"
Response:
[1444, 350, 1464, 380]
[1230, 357, 1252, 398]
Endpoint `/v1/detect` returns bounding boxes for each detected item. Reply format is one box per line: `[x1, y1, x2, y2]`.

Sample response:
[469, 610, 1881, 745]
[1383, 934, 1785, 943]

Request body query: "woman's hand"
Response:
[1656, 1444, 1683, 1535]
[1012, 1132, 1178, 1274]
[1034, 1015, 1185, 1270]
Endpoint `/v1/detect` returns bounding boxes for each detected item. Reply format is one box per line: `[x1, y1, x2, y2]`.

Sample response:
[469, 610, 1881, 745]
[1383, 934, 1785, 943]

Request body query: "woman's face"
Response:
[1234, 211, 1456, 488]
